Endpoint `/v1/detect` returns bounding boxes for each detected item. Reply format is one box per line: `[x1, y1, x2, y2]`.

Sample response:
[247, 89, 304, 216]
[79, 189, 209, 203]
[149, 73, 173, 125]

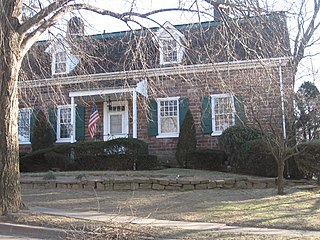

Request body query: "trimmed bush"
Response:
[136, 155, 159, 170]
[176, 109, 197, 167]
[295, 141, 320, 182]
[237, 139, 277, 177]
[20, 138, 159, 172]
[186, 149, 227, 170]
[219, 125, 262, 168]
[31, 110, 54, 151]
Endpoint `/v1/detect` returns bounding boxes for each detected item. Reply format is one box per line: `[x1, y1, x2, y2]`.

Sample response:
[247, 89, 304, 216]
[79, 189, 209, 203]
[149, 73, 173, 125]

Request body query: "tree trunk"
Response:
[0, 11, 24, 215]
[277, 159, 285, 195]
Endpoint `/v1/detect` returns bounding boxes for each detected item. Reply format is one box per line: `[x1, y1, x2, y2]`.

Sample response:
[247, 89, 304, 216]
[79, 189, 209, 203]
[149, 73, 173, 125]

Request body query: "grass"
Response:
[15, 169, 320, 239]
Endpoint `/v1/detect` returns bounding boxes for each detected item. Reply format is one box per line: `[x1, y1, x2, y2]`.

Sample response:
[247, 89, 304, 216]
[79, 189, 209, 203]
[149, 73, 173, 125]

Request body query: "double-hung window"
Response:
[54, 51, 67, 74]
[157, 97, 180, 137]
[160, 38, 178, 64]
[57, 105, 72, 142]
[211, 94, 235, 135]
[18, 108, 31, 143]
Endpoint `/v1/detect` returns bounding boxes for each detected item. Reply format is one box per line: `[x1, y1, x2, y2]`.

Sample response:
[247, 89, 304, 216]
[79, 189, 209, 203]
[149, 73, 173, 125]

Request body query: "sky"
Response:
[44, 0, 320, 90]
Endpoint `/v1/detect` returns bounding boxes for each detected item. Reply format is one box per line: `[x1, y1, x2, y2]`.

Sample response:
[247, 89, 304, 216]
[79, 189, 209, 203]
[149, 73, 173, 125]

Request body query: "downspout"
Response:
[279, 59, 290, 178]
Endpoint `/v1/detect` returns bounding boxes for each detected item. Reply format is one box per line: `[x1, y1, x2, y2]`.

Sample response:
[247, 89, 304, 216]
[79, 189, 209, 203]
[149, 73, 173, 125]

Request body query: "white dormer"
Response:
[156, 22, 186, 65]
[45, 34, 79, 75]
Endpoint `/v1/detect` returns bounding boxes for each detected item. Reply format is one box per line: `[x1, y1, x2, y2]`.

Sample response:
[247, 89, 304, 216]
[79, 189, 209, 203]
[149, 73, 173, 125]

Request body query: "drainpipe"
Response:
[279, 59, 290, 178]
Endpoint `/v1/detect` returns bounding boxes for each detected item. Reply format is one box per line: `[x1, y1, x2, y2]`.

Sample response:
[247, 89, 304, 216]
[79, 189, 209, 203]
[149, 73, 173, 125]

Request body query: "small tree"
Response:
[31, 110, 53, 151]
[176, 109, 197, 168]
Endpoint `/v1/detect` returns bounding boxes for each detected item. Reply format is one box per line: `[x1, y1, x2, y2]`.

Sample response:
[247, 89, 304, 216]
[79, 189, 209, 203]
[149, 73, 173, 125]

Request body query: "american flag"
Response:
[88, 103, 100, 139]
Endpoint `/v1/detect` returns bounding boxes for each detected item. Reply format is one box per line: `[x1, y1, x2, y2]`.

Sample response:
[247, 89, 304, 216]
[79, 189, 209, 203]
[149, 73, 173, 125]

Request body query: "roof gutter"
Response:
[19, 57, 292, 88]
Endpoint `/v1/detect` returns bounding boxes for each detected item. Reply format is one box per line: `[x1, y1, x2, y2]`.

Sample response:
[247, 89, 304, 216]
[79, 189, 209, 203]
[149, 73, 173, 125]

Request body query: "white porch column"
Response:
[132, 90, 138, 138]
[71, 97, 76, 143]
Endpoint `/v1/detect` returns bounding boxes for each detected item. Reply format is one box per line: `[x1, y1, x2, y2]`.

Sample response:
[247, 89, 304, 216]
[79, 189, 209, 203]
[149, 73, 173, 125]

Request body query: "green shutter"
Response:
[148, 100, 158, 136]
[234, 96, 246, 125]
[48, 108, 57, 142]
[201, 96, 212, 134]
[179, 98, 189, 128]
[76, 106, 85, 141]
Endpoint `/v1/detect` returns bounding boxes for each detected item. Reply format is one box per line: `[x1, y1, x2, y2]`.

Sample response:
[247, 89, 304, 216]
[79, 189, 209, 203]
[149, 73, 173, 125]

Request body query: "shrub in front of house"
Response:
[186, 149, 227, 170]
[31, 109, 54, 151]
[236, 139, 278, 177]
[176, 109, 197, 167]
[218, 125, 262, 163]
[20, 138, 159, 172]
[295, 141, 320, 182]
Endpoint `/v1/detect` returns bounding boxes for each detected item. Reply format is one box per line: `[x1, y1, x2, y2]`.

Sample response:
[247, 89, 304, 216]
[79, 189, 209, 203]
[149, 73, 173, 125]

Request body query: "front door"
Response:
[103, 101, 129, 140]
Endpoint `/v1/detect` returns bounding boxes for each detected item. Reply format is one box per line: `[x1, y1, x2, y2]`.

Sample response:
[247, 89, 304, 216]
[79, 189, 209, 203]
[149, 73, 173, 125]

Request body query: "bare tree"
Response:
[0, 0, 205, 215]
[1, 0, 319, 214]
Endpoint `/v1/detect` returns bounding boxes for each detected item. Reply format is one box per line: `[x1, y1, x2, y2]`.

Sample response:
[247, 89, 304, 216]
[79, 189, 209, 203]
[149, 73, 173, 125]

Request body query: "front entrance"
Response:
[103, 101, 129, 141]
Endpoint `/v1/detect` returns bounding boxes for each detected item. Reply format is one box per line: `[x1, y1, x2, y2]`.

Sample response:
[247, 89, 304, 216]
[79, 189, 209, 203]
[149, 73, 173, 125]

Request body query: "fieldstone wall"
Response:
[21, 177, 277, 191]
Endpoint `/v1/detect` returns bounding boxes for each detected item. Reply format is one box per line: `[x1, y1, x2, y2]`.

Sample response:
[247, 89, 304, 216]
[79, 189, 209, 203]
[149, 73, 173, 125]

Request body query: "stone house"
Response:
[18, 12, 293, 165]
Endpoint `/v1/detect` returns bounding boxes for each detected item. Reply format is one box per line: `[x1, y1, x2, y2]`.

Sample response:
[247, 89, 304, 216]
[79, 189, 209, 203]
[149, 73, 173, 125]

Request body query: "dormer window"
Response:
[160, 38, 178, 63]
[45, 34, 79, 76]
[157, 22, 185, 65]
[54, 51, 67, 74]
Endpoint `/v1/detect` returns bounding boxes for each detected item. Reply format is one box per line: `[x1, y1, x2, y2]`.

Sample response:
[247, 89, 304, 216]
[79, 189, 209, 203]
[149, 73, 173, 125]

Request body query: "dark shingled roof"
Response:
[20, 12, 291, 81]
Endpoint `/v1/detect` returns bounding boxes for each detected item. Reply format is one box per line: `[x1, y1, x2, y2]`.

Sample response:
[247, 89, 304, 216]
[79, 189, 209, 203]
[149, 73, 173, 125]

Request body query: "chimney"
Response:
[67, 17, 85, 37]
[214, 0, 229, 21]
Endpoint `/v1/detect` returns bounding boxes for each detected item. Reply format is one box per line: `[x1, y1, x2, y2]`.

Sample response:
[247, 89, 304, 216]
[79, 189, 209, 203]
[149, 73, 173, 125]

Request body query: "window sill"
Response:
[56, 139, 72, 143]
[156, 134, 179, 139]
[211, 132, 222, 136]
[19, 141, 31, 145]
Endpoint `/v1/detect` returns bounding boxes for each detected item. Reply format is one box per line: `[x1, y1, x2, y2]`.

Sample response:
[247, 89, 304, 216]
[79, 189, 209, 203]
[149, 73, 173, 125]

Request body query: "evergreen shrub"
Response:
[20, 138, 159, 172]
[176, 109, 197, 167]
[295, 141, 320, 182]
[31, 110, 54, 151]
[186, 149, 227, 170]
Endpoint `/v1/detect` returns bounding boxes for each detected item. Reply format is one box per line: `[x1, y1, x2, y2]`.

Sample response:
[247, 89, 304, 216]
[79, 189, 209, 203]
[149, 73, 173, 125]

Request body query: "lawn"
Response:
[11, 169, 320, 239]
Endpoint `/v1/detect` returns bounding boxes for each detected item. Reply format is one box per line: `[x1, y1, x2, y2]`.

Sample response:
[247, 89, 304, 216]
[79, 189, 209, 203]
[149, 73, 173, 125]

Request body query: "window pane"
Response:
[159, 99, 178, 134]
[214, 96, 234, 132]
[18, 109, 30, 142]
[59, 107, 72, 139]
[161, 38, 177, 63]
[110, 114, 122, 134]
[55, 51, 67, 73]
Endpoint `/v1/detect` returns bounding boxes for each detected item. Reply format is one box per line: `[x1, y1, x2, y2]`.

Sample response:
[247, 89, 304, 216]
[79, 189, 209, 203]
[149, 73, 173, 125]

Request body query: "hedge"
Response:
[295, 141, 320, 181]
[20, 138, 159, 172]
[186, 149, 227, 170]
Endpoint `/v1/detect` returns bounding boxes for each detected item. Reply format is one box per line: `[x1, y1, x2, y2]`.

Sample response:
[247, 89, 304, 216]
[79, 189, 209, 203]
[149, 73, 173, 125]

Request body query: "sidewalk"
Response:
[30, 206, 320, 238]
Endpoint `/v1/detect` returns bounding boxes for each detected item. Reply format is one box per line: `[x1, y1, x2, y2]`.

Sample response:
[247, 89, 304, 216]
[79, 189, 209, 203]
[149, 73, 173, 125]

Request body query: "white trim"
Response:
[103, 101, 129, 141]
[70, 97, 76, 143]
[56, 105, 72, 143]
[18, 108, 32, 144]
[157, 22, 185, 65]
[20, 57, 292, 88]
[211, 93, 235, 136]
[69, 88, 134, 97]
[156, 96, 180, 138]
[132, 90, 138, 138]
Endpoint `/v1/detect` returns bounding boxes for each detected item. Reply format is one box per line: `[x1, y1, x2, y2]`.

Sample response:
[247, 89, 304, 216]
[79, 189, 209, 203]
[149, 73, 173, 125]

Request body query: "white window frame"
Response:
[53, 50, 68, 75]
[103, 101, 129, 141]
[18, 108, 31, 144]
[56, 105, 73, 143]
[211, 94, 236, 136]
[156, 97, 180, 138]
[159, 36, 184, 65]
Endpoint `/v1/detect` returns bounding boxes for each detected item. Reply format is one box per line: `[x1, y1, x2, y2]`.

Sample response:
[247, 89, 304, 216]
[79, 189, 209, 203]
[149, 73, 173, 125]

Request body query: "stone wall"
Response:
[21, 177, 277, 191]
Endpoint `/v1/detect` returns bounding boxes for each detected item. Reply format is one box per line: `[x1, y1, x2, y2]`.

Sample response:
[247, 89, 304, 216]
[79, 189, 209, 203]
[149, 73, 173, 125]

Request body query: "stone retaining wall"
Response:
[21, 177, 277, 191]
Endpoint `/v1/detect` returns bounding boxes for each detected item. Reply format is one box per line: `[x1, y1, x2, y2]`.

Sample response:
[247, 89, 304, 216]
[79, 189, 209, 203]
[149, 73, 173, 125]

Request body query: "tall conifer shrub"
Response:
[176, 109, 197, 167]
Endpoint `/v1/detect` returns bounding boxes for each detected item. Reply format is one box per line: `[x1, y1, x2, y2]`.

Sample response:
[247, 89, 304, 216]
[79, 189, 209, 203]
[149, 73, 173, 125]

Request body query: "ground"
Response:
[4, 169, 320, 239]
